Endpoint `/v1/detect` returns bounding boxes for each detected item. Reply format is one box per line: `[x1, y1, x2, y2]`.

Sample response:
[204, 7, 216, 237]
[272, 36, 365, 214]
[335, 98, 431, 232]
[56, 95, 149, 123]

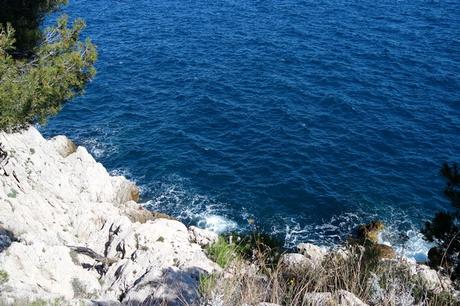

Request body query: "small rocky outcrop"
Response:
[0, 127, 219, 305]
[50, 135, 77, 158]
[356, 220, 384, 243]
[355, 220, 395, 259]
[189, 226, 218, 247]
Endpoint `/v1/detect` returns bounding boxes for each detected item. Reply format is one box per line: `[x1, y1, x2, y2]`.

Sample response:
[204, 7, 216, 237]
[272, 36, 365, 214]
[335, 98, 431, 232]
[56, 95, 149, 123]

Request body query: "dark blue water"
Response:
[42, 0, 460, 258]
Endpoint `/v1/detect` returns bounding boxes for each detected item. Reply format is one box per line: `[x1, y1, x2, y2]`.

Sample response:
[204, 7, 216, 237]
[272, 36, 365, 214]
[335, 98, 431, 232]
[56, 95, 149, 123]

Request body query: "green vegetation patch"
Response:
[207, 236, 239, 268]
[0, 270, 8, 284]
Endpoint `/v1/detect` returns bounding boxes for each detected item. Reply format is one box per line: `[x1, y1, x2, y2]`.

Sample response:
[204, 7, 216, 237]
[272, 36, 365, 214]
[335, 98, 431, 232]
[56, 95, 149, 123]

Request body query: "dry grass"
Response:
[200, 238, 459, 306]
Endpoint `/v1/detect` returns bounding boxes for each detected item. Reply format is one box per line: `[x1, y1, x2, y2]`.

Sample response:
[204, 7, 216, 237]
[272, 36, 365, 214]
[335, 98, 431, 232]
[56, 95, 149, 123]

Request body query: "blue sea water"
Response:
[42, 0, 460, 258]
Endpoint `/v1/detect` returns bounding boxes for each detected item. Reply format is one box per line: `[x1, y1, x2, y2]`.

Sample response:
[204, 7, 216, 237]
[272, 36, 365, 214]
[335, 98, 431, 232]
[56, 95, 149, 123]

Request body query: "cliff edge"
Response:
[0, 127, 219, 305]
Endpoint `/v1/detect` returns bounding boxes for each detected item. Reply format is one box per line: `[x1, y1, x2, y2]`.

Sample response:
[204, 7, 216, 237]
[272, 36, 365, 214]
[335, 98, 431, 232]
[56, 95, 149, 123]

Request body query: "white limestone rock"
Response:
[336, 290, 368, 306]
[297, 243, 326, 265]
[303, 291, 368, 306]
[189, 226, 218, 247]
[280, 253, 312, 272]
[50, 135, 77, 158]
[0, 127, 219, 305]
[416, 265, 444, 291]
[303, 292, 334, 305]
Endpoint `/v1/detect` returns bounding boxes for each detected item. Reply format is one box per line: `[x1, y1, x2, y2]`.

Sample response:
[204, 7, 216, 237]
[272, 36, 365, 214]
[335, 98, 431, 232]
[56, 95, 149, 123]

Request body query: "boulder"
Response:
[356, 220, 384, 243]
[188, 226, 218, 247]
[50, 135, 77, 158]
[335, 290, 368, 306]
[303, 291, 368, 306]
[370, 244, 396, 259]
[416, 265, 444, 291]
[303, 292, 334, 305]
[427, 247, 443, 268]
[280, 253, 312, 272]
[297, 243, 326, 265]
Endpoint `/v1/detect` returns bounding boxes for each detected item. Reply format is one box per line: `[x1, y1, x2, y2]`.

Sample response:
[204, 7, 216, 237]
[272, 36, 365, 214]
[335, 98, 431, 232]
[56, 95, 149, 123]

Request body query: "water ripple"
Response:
[42, 0, 460, 259]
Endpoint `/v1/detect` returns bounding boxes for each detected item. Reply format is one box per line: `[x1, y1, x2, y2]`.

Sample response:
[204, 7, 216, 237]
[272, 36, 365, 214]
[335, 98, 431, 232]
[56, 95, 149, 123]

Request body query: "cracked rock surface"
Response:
[0, 127, 219, 305]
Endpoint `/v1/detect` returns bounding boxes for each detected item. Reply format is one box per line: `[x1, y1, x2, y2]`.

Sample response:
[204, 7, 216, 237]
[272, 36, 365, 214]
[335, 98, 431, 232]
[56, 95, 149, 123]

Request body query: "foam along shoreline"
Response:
[0, 127, 220, 304]
[0, 127, 456, 305]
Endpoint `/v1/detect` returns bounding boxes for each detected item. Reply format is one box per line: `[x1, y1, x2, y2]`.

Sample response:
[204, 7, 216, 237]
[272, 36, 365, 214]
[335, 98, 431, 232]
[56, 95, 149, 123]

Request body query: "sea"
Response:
[42, 0, 460, 261]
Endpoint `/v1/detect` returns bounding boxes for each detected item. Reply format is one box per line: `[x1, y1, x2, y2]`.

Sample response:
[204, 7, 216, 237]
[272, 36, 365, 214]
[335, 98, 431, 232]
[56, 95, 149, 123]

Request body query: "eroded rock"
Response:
[280, 253, 312, 272]
[0, 127, 219, 305]
[335, 290, 368, 306]
[50, 135, 77, 158]
[297, 243, 326, 265]
[189, 226, 218, 247]
[356, 220, 384, 243]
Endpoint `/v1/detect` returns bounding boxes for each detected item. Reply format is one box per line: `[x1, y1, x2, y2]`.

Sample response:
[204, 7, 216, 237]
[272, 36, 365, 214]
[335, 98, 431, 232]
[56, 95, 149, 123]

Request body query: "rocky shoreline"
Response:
[0, 128, 457, 305]
[0, 127, 219, 305]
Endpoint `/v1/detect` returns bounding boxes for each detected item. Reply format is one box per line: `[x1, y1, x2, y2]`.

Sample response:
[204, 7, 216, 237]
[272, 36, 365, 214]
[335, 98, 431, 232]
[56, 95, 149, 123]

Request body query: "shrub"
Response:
[200, 243, 457, 306]
[422, 163, 460, 282]
[229, 231, 283, 268]
[206, 236, 239, 269]
[0, 270, 8, 284]
[0, 1, 96, 131]
[198, 273, 217, 298]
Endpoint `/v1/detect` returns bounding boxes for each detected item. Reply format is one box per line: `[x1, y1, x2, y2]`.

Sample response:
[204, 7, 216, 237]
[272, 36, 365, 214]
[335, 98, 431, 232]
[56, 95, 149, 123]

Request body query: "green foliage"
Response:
[7, 188, 17, 198]
[0, 270, 8, 284]
[0, 0, 96, 131]
[227, 231, 284, 268]
[423, 163, 460, 281]
[198, 273, 217, 297]
[0, 12, 97, 131]
[156, 236, 165, 242]
[207, 236, 239, 268]
[0, 0, 68, 56]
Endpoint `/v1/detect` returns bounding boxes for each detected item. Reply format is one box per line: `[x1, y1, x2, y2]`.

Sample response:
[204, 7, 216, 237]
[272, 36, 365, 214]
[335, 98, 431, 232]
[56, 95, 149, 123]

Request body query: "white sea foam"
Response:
[142, 178, 239, 234]
[110, 168, 132, 178]
[380, 228, 434, 262]
[141, 177, 433, 261]
[270, 209, 433, 262]
[197, 214, 238, 233]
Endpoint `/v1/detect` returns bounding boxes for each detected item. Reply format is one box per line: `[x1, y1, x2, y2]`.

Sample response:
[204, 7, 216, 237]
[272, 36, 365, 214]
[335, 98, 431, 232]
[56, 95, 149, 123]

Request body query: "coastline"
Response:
[0, 127, 219, 304]
[0, 127, 456, 305]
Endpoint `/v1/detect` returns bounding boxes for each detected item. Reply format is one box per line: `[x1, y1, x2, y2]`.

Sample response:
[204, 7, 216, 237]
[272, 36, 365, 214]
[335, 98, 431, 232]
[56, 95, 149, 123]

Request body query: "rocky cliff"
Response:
[0, 127, 219, 305]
